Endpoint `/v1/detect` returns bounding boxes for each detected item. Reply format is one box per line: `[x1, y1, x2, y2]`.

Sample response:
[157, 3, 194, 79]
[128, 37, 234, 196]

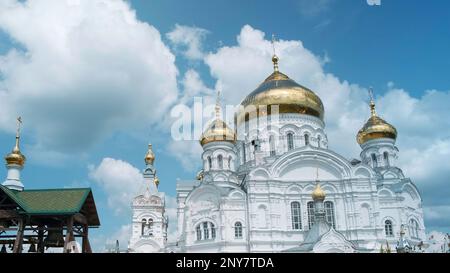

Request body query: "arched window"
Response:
[317, 135, 321, 148]
[287, 133, 294, 151]
[211, 223, 216, 239]
[371, 154, 378, 168]
[234, 222, 243, 239]
[304, 134, 310, 146]
[324, 201, 336, 229]
[385, 220, 393, 237]
[218, 155, 224, 169]
[269, 135, 276, 156]
[228, 156, 232, 170]
[196, 225, 202, 241]
[242, 143, 246, 163]
[207, 156, 212, 169]
[383, 152, 390, 166]
[203, 222, 209, 240]
[291, 202, 302, 230]
[148, 218, 153, 232]
[195, 221, 216, 241]
[409, 219, 419, 238]
[307, 202, 315, 229]
[141, 219, 147, 236]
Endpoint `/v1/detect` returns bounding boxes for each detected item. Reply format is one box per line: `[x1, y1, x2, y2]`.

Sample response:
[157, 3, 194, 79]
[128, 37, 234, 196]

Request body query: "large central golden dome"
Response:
[236, 56, 324, 126]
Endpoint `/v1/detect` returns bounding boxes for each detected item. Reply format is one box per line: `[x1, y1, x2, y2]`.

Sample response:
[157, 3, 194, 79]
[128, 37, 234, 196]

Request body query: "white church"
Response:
[128, 54, 427, 253]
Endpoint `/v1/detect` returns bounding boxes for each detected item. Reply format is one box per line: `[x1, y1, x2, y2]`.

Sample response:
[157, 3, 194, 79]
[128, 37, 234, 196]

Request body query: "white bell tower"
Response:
[128, 144, 168, 253]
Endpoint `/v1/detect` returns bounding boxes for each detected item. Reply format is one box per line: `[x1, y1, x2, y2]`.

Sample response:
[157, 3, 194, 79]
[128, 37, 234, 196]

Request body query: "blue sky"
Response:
[0, 0, 449, 250]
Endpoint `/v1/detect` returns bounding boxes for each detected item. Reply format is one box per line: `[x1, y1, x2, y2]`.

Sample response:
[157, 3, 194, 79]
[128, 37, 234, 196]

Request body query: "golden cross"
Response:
[368, 87, 377, 116]
[215, 89, 221, 119]
[16, 116, 22, 137]
[368, 87, 374, 103]
[271, 34, 277, 56]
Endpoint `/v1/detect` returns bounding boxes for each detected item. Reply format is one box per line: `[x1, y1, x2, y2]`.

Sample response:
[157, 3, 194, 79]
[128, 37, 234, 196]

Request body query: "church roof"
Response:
[0, 185, 100, 226]
[284, 219, 331, 252]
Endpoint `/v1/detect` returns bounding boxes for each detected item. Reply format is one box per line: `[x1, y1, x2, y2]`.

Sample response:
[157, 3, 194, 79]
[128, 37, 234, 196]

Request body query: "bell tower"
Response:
[128, 144, 168, 253]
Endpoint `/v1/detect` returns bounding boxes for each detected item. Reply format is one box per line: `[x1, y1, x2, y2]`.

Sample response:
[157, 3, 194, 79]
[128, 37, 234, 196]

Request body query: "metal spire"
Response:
[215, 89, 221, 120]
[271, 34, 279, 72]
[13, 116, 22, 153]
[368, 87, 377, 117]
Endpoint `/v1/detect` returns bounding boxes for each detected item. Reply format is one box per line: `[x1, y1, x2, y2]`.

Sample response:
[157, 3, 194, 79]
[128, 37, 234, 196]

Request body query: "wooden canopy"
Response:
[0, 185, 101, 253]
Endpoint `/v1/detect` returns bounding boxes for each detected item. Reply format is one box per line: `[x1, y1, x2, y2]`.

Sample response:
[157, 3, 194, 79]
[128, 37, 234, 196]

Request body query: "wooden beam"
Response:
[74, 213, 88, 225]
[0, 209, 20, 219]
[64, 216, 74, 253]
[82, 224, 92, 253]
[12, 218, 24, 253]
[37, 225, 45, 253]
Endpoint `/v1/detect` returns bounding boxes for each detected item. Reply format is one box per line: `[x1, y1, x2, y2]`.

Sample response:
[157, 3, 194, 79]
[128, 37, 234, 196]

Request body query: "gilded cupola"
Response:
[199, 90, 236, 146]
[357, 90, 397, 145]
[5, 117, 26, 167]
[236, 52, 324, 127]
[312, 183, 326, 201]
[145, 144, 155, 165]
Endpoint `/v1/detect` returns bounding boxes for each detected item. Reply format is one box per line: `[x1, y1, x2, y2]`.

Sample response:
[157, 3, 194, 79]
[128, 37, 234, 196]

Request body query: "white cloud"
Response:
[166, 24, 209, 60]
[89, 157, 144, 215]
[179, 69, 214, 104]
[0, 0, 179, 155]
[107, 224, 132, 252]
[297, 0, 334, 18]
[167, 139, 203, 171]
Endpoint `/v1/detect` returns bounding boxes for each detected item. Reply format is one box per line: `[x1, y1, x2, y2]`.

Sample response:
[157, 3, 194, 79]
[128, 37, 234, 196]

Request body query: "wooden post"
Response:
[12, 218, 25, 253]
[37, 225, 45, 253]
[82, 224, 92, 253]
[64, 216, 74, 253]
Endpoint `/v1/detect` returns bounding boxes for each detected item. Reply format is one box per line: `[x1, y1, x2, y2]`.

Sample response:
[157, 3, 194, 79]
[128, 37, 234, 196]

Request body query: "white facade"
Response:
[130, 64, 426, 253]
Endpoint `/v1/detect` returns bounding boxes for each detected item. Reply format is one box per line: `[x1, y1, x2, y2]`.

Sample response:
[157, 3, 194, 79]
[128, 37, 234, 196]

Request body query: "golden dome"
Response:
[5, 138, 26, 166]
[200, 119, 236, 146]
[236, 57, 324, 126]
[357, 99, 397, 145]
[312, 183, 326, 201]
[5, 118, 26, 167]
[145, 144, 155, 165]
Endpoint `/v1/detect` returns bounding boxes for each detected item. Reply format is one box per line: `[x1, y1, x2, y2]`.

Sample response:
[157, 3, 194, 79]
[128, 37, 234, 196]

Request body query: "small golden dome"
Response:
[312, 183, 326, 201]
[5, 134, 25, 167]
[145, 144, 155, 165]
[154, 176, 160, 188]
[236, 56, 324, 127]
[357, 100, 397, 145]
[5, 149, 26, 166]
[200, 119, 236, 146]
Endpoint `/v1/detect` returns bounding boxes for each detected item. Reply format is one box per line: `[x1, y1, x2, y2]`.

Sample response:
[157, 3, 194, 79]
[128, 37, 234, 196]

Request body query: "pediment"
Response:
[313, 229, 356, 253]
[278, 162, 342, 181]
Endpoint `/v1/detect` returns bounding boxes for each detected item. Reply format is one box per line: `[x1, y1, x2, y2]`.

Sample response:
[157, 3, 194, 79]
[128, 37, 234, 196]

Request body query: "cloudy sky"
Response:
[0, 0, 449, 251]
